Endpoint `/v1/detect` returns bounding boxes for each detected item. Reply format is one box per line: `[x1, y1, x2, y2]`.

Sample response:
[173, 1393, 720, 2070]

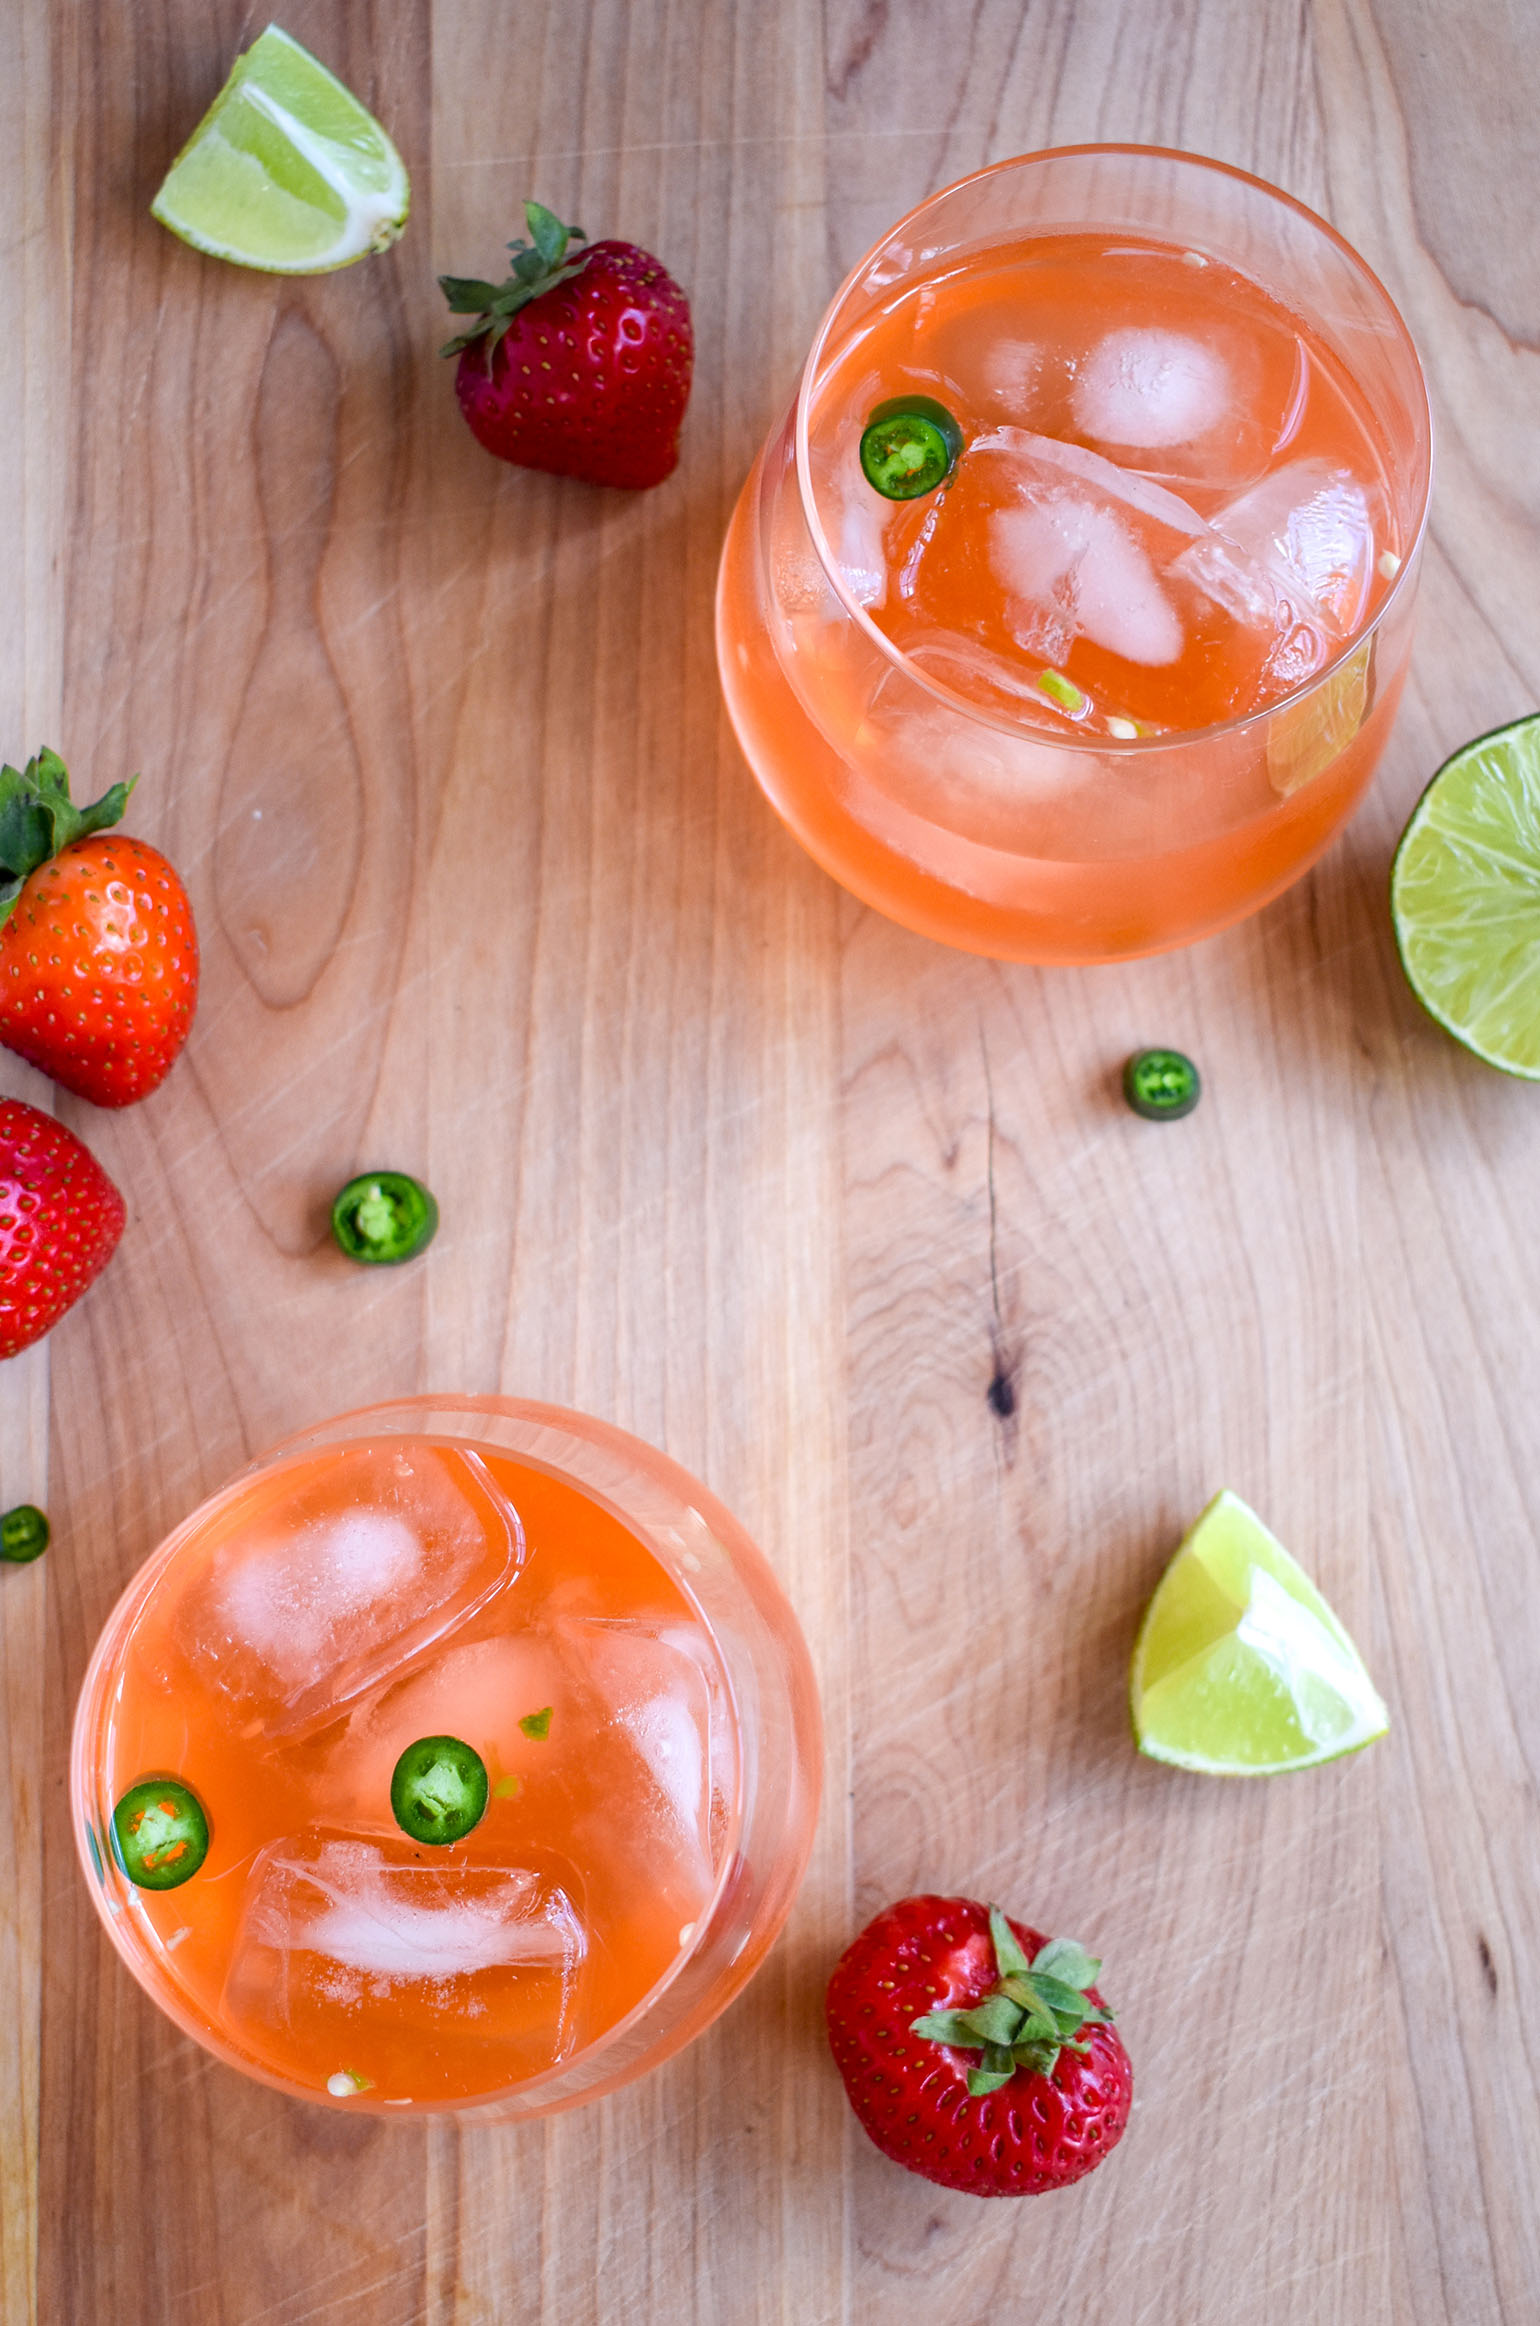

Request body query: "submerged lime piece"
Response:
[113, 1778, 211, 1889]
[1123, 1048, 1201, 1120]
[391, 1735, 489, 1844]
[859, 397, 963, 500]
[1391, 713, 1540, 1077]
[151, 24, 409, 274]
[331, 1171, 439, 1263]
[0, 1504, 49, 1562]
[1131, 1490, 1389, 1775]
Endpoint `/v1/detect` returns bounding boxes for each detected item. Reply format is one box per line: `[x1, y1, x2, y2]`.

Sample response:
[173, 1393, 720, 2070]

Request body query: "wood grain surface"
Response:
[3, 1, 1538, 2319]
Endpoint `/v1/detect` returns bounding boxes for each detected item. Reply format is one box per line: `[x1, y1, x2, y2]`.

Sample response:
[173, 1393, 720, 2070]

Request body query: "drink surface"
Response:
[89, 1439, 737, 2106]
[807, 231, 1400, 740]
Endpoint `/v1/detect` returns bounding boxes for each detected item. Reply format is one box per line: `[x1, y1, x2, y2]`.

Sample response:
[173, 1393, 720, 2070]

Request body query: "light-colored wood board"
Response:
[0, 2, 70, 2319]
[9, 0, 1540, 2321]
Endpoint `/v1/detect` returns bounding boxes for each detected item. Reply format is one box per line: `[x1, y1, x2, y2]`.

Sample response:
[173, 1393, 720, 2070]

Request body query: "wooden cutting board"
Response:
[3, 1, 1537, 2318]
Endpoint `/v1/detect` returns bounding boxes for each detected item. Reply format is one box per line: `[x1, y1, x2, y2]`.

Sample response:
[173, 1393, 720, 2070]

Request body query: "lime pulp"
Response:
[1131, 1490, 1389, 1775]
[1391, 713, 1540, 1077]
[151, 24, 409, 274]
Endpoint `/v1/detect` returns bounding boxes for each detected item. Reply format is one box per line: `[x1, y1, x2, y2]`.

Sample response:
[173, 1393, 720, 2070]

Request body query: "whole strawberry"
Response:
[440, 201, 692, 489]
[0, 1098, 125, 1356]
[826, 1895, 1132, 2197]
[0, 749, 199, 1106]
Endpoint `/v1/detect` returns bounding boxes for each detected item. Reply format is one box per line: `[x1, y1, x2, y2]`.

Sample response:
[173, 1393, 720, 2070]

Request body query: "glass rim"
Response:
[68, 1396, 774, 2115]
[793, 140, 1434, 755]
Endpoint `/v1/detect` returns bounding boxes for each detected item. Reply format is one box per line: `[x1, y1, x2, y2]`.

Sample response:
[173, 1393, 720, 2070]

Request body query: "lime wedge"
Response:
[1266, 634, 1373, 797]
[151, 25, 409, 273]
[1131, 1490, 1388, 1775]
[1390, 714, 1540, 1077]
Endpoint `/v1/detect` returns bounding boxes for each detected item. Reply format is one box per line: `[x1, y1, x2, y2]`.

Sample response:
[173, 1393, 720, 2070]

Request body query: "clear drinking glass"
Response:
[716, 145, 1432, 962]
[72, 1396, 822, 2119]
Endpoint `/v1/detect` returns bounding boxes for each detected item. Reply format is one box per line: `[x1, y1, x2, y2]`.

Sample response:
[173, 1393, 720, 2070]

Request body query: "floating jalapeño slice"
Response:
[112, 1778, 210, 1890]
[1123, 1048, 1202, 1121]
[0, 1504, 49, 1562]
[331, 1170, 439, 1264]
[391, 1735, 489, 1845]
[859, 396, 963, 500]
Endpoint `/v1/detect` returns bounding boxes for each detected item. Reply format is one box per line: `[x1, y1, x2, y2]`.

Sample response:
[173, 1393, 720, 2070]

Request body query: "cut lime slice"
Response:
[151, 24, 409, 273]
[1266, 634, 1373, 797]
[1390, 714, 1540, 1077]
[1131, 1490, 1388, 1775]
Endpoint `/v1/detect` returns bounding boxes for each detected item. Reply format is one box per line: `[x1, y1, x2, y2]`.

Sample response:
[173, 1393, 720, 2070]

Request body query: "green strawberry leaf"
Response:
[910, 2009, 986, 2049]
[957, 1995, 1025, 2047]
[526, 199, 580, 268]
[966, 2041, 1017, 2098]
[988, 1905, 1032, 1982]
[1032, 1937, 1101, 1990]
[439, 276, 503, 313]
[1020, 1970, 1095, 2022]
[1011, 2036, 1062, 2078]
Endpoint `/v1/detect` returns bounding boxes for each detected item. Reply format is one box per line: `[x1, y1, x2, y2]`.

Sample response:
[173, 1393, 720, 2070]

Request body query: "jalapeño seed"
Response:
[1123, 1048, 1202, 1120]
[391, 1735, 489, 1845]
[112, 1778, 211, 1890]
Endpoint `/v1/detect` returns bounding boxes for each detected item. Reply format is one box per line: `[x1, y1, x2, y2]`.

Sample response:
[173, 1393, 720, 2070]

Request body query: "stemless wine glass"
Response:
[716, 145, 1432, 962]
[72, 1396, 821, 2120]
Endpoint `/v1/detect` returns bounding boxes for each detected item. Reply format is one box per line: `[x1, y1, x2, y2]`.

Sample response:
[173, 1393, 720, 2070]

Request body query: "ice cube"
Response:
[1207, 460, 1377, 635]
[549, 1616, 732, 1919]
[329, 1630, 563, 1827]
[174, 1443, 525, 1740]
[991, 498, 1183, 668]
[974, 432, 1201, 669]
[978, 338, 1045, 419]
[1072, 327, 1232, 450]
[1170, 460, 1377, 698]
[225, 1829, 587, 2059]
[834, 489, 892, 609]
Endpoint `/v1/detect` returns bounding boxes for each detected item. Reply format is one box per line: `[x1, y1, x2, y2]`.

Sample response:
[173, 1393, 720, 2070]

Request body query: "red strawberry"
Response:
[440, 201, 692, 489]
[826, 1895, 1132, 2197]
[0, 749, 199, 1106]
[0, 1098, 125, 1357]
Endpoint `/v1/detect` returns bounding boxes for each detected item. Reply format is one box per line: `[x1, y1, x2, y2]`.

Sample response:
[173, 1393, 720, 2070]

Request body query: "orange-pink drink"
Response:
[73, 1415, 818, 2115]
[717, 149, 1431, 960]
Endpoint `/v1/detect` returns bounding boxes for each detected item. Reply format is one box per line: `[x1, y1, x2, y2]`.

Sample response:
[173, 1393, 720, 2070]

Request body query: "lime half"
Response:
[152, 25, 409, 273]
[1131, 1490, 1388, 1776]
[1391, 714, 1540, 1077]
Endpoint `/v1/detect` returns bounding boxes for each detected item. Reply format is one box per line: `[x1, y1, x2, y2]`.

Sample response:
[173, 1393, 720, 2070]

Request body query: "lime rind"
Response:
[1391, 712, 1540, 1079]
[151, 24, 409, 274]
[1131, 1490, 1389, 1776]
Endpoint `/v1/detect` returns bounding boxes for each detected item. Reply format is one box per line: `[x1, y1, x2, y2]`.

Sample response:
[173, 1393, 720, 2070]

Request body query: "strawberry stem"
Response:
[438, 200, 591, 363]
[909, 1911, 1113, 2098]
[0, 750, 135, 931]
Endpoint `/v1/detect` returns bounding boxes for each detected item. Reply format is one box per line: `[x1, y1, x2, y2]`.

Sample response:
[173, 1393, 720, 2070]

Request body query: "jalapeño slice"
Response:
[331, 1170, 439, 1264]
[391, 1735, 489, 1845]
[1123, 1048, 1202, 1121]
[859, 396, 963, 500]
[112, 1778, 210, 1890]
[0, 1504, 49, 1562]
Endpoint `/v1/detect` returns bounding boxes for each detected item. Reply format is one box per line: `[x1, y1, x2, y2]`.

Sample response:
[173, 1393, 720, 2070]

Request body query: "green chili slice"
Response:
[0, 1504, 48, 1562]
[1123, 1048, 1202, 1121]
[391, 1735, 489, 1845]
[331, 1171, 439, 1265]
[859, 396, 963, 500]
[112, 1778, 210, 1890]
